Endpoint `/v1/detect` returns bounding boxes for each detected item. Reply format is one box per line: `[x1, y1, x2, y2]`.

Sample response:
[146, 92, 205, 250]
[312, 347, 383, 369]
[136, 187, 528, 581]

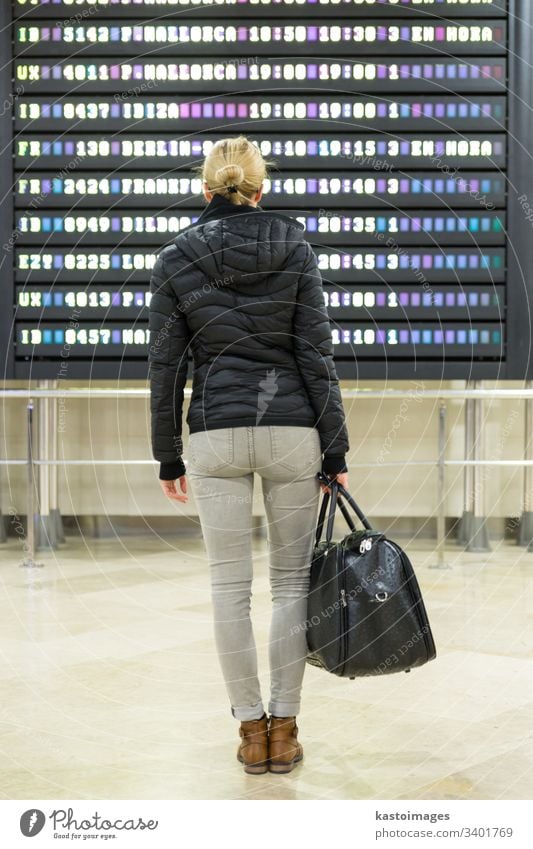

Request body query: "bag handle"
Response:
[315, 472, 373, 546]
[335, 479, 373, 531]
[314, 473, 339, 546]
[314, 485, 331, 546]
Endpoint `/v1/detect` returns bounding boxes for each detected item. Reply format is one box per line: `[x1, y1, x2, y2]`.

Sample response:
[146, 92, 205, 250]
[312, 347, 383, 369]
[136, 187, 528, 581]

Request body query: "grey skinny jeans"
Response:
[187, 425, 322, 721]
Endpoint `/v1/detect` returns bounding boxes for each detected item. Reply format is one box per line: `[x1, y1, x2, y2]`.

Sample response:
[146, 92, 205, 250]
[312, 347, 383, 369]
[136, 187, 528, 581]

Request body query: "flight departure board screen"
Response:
[3, 0, 531, 379]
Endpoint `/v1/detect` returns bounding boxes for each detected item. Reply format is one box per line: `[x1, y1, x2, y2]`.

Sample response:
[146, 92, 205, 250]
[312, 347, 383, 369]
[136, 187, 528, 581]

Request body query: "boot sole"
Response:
[237, 753, 269, 774]
[269, 753, 303, 774]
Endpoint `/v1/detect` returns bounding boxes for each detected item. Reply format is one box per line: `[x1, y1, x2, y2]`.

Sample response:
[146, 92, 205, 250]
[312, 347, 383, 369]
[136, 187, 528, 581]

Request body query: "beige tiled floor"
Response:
[0, 533, 532, 800]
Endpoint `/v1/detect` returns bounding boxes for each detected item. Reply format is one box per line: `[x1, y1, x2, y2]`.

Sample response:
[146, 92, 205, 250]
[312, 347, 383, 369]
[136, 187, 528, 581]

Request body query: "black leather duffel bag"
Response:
[306, 472, 436, 679]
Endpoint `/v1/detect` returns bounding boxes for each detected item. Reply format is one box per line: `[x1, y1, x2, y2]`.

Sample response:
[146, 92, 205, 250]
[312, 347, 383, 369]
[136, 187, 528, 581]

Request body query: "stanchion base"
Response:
[50, 507, 66, 544]
[465, 516, 492, 552]
[0, 512, 7, 543]
[456, 510, 473, 545]
[37, 514, 60, 550]
[518, 512, 533, 547]
[19, 559, 45, 568]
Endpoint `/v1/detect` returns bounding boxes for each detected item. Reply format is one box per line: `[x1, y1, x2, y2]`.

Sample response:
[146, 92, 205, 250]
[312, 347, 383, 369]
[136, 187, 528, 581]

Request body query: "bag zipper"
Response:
[338, 531, 376, 676]
[338, 540, 348, 676]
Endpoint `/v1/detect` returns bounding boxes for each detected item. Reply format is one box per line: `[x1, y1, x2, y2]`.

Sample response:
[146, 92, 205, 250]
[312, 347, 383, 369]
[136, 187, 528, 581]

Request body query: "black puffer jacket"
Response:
[148, 193, 349, 480]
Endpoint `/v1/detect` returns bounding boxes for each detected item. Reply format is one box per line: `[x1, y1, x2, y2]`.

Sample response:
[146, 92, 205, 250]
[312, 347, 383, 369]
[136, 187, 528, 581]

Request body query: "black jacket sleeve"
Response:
[292, 242, 350, 476]
[148, 248, 190, 480]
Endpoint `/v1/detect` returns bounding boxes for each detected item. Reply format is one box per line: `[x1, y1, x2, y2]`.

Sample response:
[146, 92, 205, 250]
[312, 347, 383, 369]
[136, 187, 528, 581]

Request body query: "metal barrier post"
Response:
[457, 385, 474, 545]
[430, 400, 451, 569]
[520, 380, 533, 546]
[20, 401, 44, 568]
[37, 379, 59, 549]
[49, 380, 65, 543]
[0, 395, 6, 541]
[466, 381, 491, 552]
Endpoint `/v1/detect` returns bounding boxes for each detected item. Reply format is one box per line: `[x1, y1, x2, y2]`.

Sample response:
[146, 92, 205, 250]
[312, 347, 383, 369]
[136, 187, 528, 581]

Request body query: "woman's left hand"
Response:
[159, 475, 188, 502]
[319, 472, 349, 495]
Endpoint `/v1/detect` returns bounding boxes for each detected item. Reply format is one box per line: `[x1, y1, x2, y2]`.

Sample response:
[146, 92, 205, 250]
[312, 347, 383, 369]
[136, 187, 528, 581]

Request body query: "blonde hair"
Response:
[197, 136, 275, 206]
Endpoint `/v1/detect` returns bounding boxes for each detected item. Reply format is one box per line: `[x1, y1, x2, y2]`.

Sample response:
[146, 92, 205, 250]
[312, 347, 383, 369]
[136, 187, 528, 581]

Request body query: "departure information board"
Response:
[2, 0, 531, 379]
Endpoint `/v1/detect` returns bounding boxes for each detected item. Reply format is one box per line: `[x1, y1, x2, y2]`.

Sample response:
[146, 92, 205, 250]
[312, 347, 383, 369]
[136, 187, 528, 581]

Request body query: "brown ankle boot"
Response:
[236, 714, 269, 774]
[268, 716, 303, 773]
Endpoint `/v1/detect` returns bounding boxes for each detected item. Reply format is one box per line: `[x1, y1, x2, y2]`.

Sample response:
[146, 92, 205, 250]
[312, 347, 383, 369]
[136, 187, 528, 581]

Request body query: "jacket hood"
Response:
[171, 194, 306, 281]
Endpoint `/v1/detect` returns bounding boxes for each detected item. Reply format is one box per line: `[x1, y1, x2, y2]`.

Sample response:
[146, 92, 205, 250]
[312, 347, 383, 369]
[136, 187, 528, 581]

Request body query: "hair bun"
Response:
[214, 163, 245, 187]
[201, 135, 273, 204]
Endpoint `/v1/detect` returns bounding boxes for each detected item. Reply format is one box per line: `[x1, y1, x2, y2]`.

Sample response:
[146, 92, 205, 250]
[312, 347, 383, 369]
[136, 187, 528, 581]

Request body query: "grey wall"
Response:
[0, 380, 526, 523]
